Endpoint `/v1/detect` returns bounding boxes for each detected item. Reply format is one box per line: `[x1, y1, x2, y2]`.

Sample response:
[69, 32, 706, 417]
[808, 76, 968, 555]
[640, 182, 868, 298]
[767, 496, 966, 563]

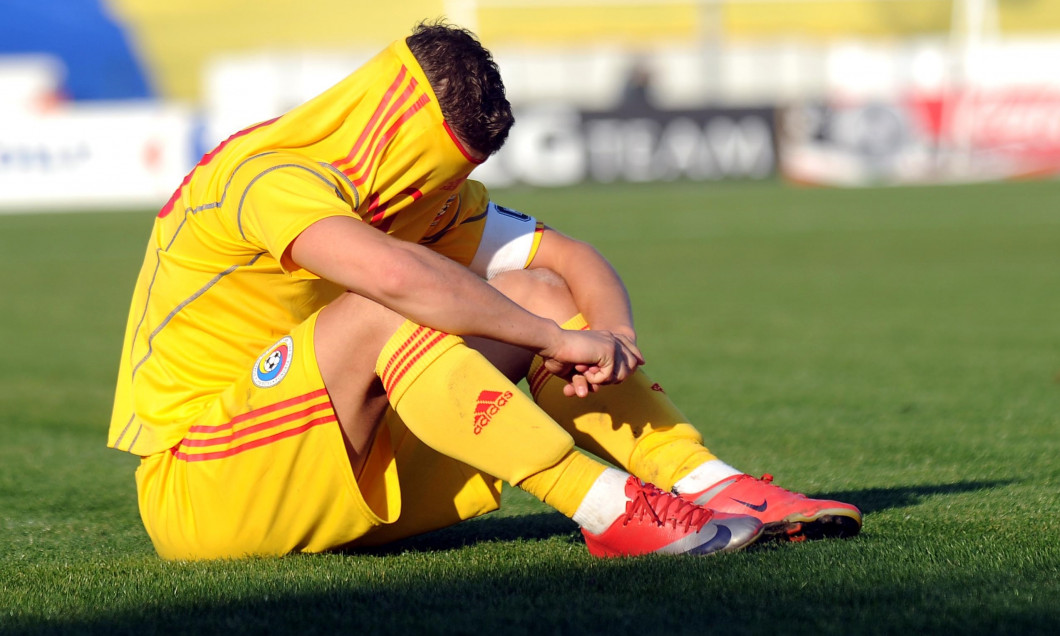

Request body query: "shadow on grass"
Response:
[8, 480, 1039, 636]
[365, 478, 1016, 556]
[810, 479, 1018, 516]
[12, 527, 1057, 636]
[362, 511, 580, 556]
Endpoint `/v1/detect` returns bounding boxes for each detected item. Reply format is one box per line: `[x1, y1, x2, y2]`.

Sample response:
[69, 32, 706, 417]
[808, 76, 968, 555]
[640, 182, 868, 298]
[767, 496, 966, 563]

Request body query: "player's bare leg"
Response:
[311, 291, 407, 477]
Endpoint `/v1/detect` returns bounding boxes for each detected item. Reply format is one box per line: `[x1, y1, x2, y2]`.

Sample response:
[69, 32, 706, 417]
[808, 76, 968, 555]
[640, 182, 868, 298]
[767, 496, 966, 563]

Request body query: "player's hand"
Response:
[539, 328, 645, 397]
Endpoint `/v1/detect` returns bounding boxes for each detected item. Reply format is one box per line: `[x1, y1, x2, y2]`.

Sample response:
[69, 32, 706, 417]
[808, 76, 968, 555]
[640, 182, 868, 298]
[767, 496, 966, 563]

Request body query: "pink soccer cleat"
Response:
[680, 473, 862, 542]
[581, 476, 763, 557]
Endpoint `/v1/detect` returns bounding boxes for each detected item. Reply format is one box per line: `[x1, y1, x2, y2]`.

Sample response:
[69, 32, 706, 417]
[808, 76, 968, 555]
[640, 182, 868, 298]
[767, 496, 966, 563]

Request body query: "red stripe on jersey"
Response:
[187, 388, 330, 434]
[443, 121, 485, 165]
[172, 414, 337, 462]
[158, 116, 280, 218]
[351, 93, 431, 188]
[367, 187, 423, 213]
[369, 187, 423, 224]
[343, 77, 419, 180]
[337, 66, 408, 168]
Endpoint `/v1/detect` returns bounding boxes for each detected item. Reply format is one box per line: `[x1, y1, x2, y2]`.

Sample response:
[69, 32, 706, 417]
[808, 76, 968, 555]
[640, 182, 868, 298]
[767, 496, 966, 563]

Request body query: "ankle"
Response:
[571, 468, 631, 535]
[673, 460, 742, 494]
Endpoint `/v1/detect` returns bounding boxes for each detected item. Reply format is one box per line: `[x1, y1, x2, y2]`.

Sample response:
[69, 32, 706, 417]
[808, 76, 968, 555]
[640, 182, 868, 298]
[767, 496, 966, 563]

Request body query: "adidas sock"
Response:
[672, 460, 743, 495]
[376, 320, 611, 518]
[519, 450, 609, 520]
[570, 468, 631, 535]
[527, 315, 721, 491]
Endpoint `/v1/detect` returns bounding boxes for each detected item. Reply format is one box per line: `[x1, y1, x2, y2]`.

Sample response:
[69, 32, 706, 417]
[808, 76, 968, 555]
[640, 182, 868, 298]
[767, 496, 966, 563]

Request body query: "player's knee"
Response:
[318, 291, 406, 350]
[489, 268, 577, 320]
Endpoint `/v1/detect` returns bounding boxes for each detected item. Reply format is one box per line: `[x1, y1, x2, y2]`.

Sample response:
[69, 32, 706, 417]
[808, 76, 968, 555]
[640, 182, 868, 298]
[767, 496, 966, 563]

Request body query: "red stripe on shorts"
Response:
[187, 388, 330, 434]
[173, 414, 337, 462]
[180, 400, 333, 448]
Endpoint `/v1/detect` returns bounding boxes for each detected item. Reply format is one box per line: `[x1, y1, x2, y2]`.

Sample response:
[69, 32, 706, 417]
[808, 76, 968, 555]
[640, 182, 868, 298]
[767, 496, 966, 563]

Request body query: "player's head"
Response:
[406, 20, 513, 157]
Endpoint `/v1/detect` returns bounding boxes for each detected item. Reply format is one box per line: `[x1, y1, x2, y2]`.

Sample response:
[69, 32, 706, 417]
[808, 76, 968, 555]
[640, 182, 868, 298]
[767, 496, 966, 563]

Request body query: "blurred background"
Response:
[2, 0, 1059, 210]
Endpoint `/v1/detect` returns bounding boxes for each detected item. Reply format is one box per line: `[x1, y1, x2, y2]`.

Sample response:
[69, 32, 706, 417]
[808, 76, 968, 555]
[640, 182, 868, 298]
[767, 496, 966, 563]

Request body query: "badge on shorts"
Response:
[253, 336, 294, 388]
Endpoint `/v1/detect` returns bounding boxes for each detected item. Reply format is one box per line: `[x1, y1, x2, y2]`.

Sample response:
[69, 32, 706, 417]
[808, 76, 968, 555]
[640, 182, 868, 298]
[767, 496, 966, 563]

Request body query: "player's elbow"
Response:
[369, 260, 417, 302]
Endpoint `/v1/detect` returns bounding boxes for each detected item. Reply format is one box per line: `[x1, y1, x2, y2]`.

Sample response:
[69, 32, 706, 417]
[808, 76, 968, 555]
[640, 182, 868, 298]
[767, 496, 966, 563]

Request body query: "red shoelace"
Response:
[623, 481, 714, 531]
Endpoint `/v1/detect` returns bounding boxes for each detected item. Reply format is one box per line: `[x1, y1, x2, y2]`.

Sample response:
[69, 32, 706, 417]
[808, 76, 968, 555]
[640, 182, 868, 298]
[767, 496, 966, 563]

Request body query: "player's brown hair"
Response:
[406, 20, 513, 156]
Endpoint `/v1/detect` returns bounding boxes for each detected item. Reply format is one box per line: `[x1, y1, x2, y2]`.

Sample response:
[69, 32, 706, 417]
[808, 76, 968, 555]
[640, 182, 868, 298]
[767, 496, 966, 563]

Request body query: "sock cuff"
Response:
[560, 314, 589, 331]
[526, 356, 552, 399]
[672, 460, 743, 494]
[571, 467, 631, 535]
[527, 313, 589, 398]
[376, 320, 464, 404]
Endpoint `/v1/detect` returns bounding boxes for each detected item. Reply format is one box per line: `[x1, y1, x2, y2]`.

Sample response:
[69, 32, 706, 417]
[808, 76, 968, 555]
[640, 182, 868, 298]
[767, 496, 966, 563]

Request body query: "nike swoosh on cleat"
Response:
[690, 525, 732, 554]
[730, 497, 768, 512]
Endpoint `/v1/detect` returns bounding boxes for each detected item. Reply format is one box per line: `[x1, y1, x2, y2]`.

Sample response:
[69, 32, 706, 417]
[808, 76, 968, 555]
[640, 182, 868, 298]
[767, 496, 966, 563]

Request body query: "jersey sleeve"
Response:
[425, 181, 542, 279]
[234, 154, 359, 278]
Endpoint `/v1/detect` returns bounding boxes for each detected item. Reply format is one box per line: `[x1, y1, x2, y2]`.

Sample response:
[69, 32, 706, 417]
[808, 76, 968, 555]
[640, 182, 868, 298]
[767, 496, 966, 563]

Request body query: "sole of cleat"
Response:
[761, 515, 862, 542]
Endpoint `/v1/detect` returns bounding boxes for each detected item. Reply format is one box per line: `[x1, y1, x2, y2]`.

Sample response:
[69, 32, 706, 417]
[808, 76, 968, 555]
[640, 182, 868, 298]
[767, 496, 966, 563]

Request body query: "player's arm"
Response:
[288, 215, 636, 391]
[528, 226, 639, 345]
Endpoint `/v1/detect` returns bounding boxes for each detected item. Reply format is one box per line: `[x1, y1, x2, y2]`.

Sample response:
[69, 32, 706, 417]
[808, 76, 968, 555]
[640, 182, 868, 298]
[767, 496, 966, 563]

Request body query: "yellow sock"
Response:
[527, 314, 718, 491]
[376, 320, 606, 517]
[518, 450, 607, 518]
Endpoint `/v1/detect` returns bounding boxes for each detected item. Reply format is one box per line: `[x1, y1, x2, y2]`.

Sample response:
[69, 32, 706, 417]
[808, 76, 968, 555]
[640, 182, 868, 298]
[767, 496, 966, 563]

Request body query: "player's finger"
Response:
[561, 374, 591, 398]
[572, 374, 591, 397]
[583, 359, 616, 386]
[616, 334, 645, 366]
[618, 344, 641, 378]
[543, 358, 574, 378]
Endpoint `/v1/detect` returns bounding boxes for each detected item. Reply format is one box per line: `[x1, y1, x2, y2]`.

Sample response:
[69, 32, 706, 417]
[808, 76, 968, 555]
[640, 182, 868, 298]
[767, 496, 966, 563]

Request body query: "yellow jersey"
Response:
[109, 39, 541, 456]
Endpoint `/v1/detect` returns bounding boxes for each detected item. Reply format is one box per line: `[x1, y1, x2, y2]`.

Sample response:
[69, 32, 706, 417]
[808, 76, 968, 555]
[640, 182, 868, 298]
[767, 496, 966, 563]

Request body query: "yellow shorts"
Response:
[135, 312, 502, 560]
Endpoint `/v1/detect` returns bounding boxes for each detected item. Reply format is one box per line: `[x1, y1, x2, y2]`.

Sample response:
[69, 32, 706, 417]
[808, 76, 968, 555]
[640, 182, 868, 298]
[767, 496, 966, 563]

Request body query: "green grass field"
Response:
[2, 179, 1058, 635]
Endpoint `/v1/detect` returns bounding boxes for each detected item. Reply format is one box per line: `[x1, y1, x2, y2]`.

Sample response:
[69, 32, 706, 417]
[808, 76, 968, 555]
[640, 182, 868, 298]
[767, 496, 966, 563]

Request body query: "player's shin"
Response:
[375, 320, 606, 517]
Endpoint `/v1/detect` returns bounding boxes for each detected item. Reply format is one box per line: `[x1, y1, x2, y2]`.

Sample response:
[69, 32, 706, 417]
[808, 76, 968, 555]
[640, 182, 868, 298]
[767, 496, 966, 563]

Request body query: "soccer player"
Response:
[108, 22, 860, 560]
